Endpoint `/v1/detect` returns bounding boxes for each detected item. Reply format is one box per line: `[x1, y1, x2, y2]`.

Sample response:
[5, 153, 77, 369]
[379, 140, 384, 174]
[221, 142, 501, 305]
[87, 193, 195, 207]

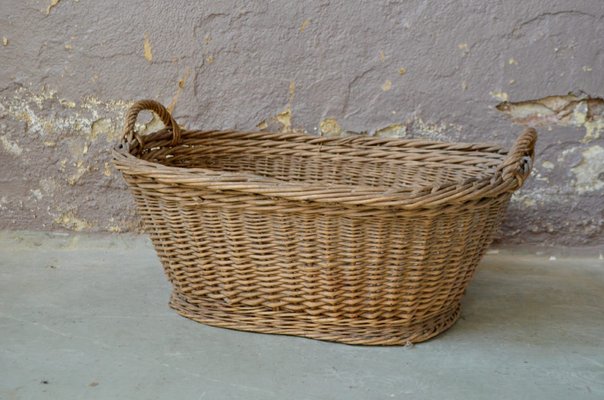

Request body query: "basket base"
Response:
[169, 292, 461, 345]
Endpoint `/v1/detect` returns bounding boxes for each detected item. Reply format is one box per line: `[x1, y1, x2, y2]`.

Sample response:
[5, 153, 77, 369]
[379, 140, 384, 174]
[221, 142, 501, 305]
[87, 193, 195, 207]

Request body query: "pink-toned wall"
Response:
[1, 1, 603, 245]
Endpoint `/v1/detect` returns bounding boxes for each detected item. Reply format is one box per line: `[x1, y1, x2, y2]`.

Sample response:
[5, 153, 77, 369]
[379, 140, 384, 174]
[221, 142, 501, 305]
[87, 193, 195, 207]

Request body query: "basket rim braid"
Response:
[113, 101, 536, 210]
[112, 99, 537, 345]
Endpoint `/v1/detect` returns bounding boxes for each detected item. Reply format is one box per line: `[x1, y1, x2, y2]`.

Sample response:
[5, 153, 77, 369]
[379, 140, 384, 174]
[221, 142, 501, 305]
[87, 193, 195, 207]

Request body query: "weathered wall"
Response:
[1, 0, 603, 245]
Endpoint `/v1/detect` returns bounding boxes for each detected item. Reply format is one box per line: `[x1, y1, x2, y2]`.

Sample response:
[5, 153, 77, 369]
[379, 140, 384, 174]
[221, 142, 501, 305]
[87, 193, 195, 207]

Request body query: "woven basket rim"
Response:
[113, 127, 536, 210]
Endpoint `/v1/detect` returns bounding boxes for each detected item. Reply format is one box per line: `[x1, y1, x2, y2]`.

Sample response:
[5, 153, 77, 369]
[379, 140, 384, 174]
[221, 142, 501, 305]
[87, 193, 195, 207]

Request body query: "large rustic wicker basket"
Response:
[113, 100, 537, 345]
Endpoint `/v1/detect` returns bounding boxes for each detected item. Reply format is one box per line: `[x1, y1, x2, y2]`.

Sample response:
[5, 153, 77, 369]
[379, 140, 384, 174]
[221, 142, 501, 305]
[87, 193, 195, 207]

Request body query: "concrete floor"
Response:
[0, 231, 603, 400]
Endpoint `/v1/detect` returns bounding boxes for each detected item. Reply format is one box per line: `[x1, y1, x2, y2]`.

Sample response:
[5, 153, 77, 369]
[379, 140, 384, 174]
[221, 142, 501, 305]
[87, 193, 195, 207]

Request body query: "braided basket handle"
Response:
[499, 128, 538, 187]
[122, 100, 181, 146]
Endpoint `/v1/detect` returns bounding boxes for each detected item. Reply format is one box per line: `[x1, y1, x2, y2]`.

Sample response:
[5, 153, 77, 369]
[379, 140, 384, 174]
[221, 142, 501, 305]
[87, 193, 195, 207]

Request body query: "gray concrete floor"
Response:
[1, 231, 603, 400]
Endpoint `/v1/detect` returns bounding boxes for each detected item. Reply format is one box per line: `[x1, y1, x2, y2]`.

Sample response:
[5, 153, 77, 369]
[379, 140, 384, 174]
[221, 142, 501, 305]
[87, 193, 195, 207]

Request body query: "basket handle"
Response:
[498, 128, 537, 187]
[122, 100, 181, 146]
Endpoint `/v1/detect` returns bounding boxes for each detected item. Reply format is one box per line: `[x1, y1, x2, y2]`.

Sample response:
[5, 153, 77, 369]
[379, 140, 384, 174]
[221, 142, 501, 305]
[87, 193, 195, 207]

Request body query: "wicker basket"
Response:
[113, 100, 537, 345]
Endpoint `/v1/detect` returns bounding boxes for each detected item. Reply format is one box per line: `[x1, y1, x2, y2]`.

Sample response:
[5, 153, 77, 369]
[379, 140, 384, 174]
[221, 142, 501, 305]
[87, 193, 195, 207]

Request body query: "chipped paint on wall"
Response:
[0, 86, 134, 198]
[30, 189, 43, 201]
[511, 192, 538, 208]
[256, 110, 296, 133]
[67, 160, 90, 186]
[2, 87, 130, 140]
[542, 161, 555, 170]
[299, 19, 310, 33]
[0, 135, 23, 156]
[319, 118, 342, 137]
[167, 67, 191, 113]
[374, 124, 406, 138]
[410, 118, 463, 141]
[103, 162, 112, 177]
[510, 188, 565, 209]
[107, 225, 122, 233]
[276, 107, 292, 131]
[570, 145, 604, 194]
[39, 178, 58, 196]
[490, 91, 509, 102]
[528, 164, 549, 184]
[580, 114, 604, 144]
[2, 37, 8, 46]
[381, 80, 392, 92]
[60, 98, 77, 108]
[496, 95, 604, 143]
[289, 80, 296, 101]
[143, 32, 153, 62]
[255, 82, 298, 133]
[457, 43, 470, 55]
[90, 118, 113, 142]
[54, 211, 91, 231]
[46, 0, 60, 15]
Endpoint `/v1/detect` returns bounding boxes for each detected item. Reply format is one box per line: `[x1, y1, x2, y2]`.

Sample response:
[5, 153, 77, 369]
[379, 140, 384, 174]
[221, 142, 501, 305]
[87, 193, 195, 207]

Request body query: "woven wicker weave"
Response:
[113, 100, 537, 345]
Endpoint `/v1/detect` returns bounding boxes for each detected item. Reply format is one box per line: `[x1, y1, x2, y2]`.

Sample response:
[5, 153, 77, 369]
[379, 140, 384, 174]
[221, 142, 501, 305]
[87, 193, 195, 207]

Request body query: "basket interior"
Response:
[136, 130, 507, 192]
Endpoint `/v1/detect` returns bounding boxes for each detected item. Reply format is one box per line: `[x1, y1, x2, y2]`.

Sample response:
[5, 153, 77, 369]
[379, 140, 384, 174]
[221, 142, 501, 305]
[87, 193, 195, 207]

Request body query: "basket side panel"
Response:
[123, 171, 513, 344]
